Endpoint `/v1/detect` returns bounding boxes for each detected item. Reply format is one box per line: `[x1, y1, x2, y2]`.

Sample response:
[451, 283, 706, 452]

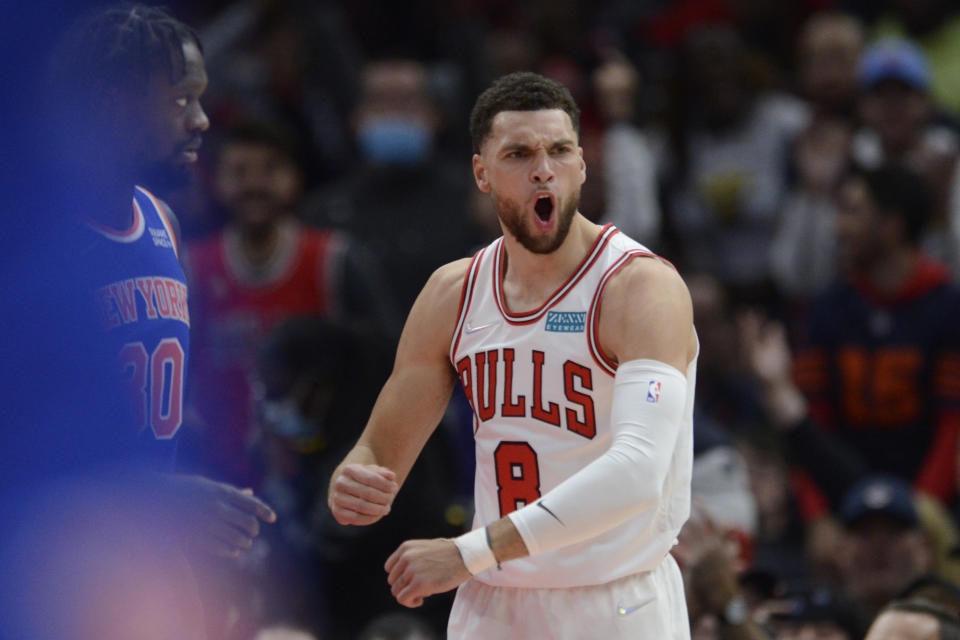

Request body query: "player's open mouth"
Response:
[534, 194, 555, 226]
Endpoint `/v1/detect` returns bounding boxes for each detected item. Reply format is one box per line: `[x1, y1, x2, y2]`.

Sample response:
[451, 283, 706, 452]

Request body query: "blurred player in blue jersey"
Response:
[50, 0, 277, 559]
[0, 5, 277, 639]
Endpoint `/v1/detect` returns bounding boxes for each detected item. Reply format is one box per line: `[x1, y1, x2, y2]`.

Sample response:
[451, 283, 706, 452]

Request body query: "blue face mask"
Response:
[358, 118, 433, 167]
[261, 398, 315, 440]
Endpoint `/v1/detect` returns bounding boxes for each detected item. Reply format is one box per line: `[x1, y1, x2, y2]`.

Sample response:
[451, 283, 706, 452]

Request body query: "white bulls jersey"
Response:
[449, 224, 695, 589]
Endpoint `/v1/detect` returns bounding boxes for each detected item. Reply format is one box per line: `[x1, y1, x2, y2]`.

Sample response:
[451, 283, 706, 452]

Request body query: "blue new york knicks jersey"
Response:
[86, 185, 190, 471]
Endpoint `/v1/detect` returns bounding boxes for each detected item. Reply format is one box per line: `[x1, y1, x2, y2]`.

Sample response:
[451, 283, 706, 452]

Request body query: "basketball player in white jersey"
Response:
[328, 72, 697, 639]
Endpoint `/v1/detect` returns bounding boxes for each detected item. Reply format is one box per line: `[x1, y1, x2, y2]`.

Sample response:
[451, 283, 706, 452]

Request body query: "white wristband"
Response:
[452, 527, 497, 576]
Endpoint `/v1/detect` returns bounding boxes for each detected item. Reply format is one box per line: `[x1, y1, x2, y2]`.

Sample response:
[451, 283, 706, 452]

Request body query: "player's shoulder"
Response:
[597, 253, 695, 366]
[422, 257, 474, 308]
[604, 253, 690, 308]
[396, 257, 474, 358]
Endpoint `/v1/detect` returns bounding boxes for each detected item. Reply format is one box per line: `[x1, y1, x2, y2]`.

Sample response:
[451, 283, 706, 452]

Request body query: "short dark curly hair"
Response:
[50, 3, 202, 103]
[845, 163, 933, 245]
[469, 72, 580, 154]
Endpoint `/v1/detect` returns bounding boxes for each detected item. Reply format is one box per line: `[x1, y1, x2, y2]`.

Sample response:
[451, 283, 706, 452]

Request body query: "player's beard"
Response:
[493, 188, 579, 254]
[139, 153, 196, 196]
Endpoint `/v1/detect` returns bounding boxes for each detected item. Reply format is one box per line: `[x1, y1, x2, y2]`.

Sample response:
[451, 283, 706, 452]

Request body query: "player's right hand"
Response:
[165, 474, 277, 558]
[328, 463, 398, 526]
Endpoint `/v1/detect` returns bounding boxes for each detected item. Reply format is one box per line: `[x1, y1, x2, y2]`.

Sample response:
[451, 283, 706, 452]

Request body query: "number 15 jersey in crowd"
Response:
[450, 224, 696, 589]
[85, 185, 189, 471]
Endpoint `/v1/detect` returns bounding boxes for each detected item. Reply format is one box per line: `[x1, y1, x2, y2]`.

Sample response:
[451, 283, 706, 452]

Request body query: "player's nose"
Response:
[189, 103, 210, 133]
[529, 149, 554, 184]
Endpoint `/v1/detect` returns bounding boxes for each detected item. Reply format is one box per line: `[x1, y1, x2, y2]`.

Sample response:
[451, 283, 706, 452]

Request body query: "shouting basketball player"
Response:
[329, 72, 697, 639]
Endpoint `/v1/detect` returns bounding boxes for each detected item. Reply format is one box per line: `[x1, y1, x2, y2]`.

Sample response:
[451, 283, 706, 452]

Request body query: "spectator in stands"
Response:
[770, 12, 862, 300]
[872, 0, 960, 117]
[899, 576, 960, 617]
[865, 598, 960, 640]
[767, 588, 861, 640]
[798, 12, 865, 122]
[853, 39, 959, 270]
[837, 476, 935, 621]
[305, 58, 481, 321]
[790, 165, 960, 514]
[358, 612, 438, 640]
[186, 120, 394, 487]
[661, 25, 808, 298]
[675, 505, 769, 640]
[199, 0, 359, 184]
[590, 53, 661, 247]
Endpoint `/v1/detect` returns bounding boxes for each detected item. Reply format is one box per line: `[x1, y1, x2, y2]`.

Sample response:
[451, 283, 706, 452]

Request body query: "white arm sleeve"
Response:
[507, 359, 687, 556]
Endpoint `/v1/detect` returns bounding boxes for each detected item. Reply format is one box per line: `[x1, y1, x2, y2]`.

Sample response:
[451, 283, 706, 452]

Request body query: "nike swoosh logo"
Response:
[537, 501, 564, 525]
[465, 321, 498, 334]
[617, 598, 655, 616]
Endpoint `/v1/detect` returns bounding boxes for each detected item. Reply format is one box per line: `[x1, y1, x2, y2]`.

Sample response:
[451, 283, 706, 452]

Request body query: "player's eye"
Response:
[175, 97, 188, 108]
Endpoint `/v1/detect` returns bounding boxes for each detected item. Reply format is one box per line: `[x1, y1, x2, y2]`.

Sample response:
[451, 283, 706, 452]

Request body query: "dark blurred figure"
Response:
[186, 120, 395, 487]
[767, 588, 862, 640]
[662, 26, 808, 299]
[195, 318, 385, 638]
[865, 598, 960, 640]
[771, 12, 862, 300]
[590, 53, 661, 247]
[836, 476, 935, 621]
[253, 628, 318, 640]
[306, 58, 481, 322]
[687, 272, 767, 437]
[199, 0, 359, 186]
[252, 317, 459, 638]
[675, 504, 769, 640]
[873, 0, 960, 117]
[791, 166, 960, 515]
[899, 575, 960, 618]
[852, 39, 960, 272]
[358, 612, 438, 640]
[798, 13, 864, 122]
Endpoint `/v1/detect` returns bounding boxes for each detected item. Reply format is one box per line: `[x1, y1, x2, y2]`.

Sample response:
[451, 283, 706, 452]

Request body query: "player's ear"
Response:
[473, 154, 491, 193]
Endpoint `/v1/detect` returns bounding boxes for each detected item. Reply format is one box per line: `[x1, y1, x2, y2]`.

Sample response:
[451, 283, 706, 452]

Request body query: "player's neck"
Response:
[500, 214, 601, 311]
[77, 172, 140, 231]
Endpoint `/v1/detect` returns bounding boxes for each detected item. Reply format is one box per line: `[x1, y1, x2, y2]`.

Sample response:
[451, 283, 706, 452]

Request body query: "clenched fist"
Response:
[385, 538, 471, 608]
[328, 463, 398, 526]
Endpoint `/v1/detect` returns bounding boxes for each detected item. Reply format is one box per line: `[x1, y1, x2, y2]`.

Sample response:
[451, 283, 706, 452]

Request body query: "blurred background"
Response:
[6, 0, 960, 638]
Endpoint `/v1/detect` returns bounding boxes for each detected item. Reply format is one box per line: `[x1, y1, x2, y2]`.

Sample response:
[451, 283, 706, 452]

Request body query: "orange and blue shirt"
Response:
[793, 256, 960, 516]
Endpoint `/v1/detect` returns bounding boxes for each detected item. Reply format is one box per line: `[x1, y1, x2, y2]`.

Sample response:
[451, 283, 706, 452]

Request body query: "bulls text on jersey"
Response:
[456, 348, 596, 439]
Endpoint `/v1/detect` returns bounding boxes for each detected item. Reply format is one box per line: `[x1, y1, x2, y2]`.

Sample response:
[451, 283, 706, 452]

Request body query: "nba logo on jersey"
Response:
[647, 380, 661, 403]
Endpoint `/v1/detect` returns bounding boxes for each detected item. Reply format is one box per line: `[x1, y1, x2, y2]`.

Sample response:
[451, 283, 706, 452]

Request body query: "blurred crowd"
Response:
[13, 0, 960, 638]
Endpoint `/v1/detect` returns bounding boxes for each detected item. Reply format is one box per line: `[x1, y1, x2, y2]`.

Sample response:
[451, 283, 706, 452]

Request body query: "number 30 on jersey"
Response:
[118, 338, 185, 439]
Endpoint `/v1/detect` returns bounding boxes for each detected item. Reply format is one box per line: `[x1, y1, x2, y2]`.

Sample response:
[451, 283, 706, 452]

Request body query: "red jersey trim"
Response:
[493, 224, 618, 326]
[587, 249, 658, 376]
[138, 186, 179, 259]
[449, 247, 488, 364]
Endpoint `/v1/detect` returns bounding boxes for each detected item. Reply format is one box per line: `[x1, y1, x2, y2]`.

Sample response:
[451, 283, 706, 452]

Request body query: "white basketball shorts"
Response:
[447, 553, 690, 639]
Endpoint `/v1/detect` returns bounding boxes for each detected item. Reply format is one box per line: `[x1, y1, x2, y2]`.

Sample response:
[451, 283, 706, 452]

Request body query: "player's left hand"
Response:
[385, 538, 471, 608]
